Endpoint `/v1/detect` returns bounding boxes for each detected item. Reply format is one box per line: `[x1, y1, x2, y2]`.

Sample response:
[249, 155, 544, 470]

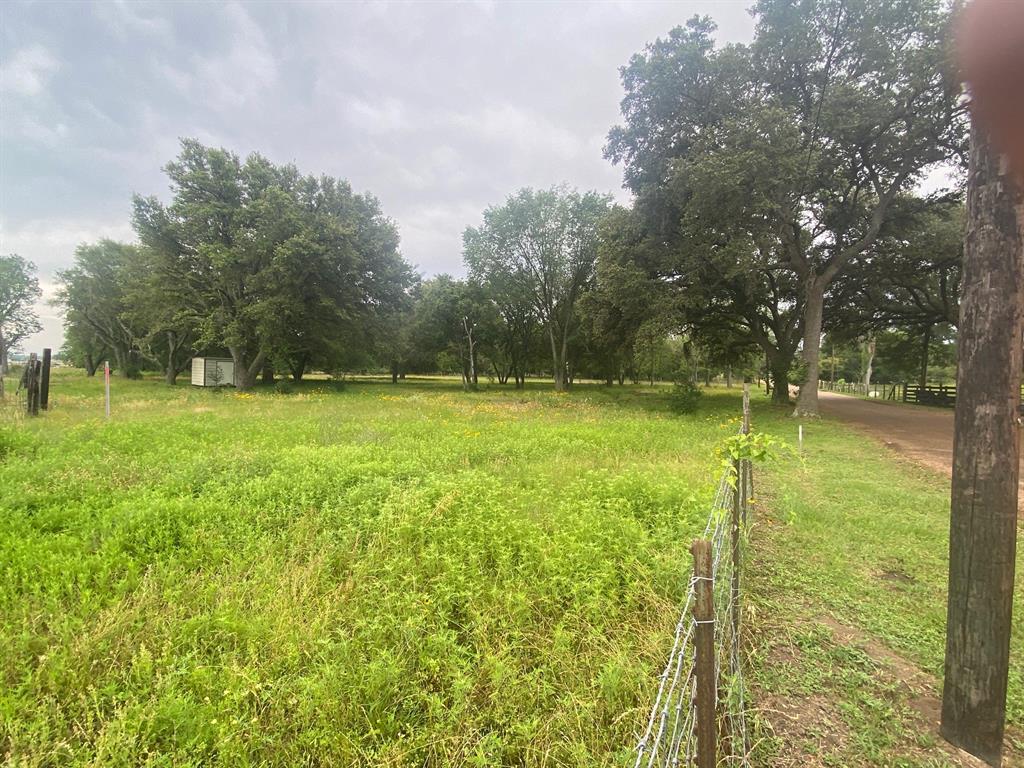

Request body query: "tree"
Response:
[827, 200, 963, 387]
[59, 321, 108, 377]
[132, 139, 413, 390]
[408, 276, 493, 391]
[607, 3, 967, 416]
[464, 187, 611, 391]
[56, 241, 146, 378]
[0, 254, 42, 397]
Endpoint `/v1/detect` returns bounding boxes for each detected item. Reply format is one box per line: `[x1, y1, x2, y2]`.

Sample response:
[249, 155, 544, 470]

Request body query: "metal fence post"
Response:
[742, 382, 752, 516]
[732, 458, 742, 642]
[692, 539, 716, 768]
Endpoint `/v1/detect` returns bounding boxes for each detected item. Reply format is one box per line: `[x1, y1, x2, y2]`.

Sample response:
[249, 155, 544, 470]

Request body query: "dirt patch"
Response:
[816, 614, 1011, 768]
[757, 692, 850, 766]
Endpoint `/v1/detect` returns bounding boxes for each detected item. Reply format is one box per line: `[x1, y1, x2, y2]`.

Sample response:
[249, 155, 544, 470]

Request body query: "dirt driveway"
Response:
[817, 391, 1024, 503]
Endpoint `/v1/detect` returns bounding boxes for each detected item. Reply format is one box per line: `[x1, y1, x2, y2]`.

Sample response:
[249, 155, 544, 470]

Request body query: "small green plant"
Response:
[274, 379, 294, 395]
[669, 378, 703, 414]
[717, 431, 797, 486]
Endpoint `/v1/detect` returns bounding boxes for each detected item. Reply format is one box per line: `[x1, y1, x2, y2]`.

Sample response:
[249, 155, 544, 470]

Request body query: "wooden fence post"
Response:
[26, 354, 40, 416]
[692, 539, 716, 768]
[40, 348, 51, 410]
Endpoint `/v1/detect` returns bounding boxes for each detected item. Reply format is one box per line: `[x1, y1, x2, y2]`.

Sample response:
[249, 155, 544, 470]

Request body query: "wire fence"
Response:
[634, 396, 753, 768]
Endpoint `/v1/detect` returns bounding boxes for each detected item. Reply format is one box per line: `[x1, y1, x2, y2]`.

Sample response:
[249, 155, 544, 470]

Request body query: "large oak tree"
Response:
[607, 2, 966, 415]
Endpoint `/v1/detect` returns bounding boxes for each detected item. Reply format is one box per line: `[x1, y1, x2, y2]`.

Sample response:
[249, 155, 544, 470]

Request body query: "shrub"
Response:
[669, 379, 702, 414]
[274, 380, 294, 395]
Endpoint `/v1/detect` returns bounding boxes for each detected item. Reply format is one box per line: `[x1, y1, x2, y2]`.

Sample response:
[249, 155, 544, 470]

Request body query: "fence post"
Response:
[40, 348, 51, 410]
[104, 360, 111, 420]
[692, 539, 716, 768]
[742, 382, 752, 514]
[26, 353, 40, 416]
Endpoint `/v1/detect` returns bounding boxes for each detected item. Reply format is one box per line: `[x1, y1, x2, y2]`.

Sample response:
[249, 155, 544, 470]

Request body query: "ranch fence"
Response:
[901, 383, 956, 407]
[817, 379, 904, 400]
[634, 388, 753, 768]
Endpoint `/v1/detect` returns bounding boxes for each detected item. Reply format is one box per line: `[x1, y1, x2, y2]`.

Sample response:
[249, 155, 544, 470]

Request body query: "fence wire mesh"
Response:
[634, 453, 752, 768]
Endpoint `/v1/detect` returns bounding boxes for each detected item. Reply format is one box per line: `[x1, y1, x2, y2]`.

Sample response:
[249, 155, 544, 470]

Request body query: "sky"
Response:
[0, 0, 757, 353]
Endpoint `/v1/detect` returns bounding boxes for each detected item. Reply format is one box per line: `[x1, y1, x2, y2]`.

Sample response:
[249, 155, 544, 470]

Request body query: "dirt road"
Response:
[817, 391, 958, 478]
[818, 392, 1024, 505]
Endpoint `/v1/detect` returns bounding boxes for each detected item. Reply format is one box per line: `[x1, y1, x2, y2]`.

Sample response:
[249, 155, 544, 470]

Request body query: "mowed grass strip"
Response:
[1, 372, 736, 767]
[747, 405, 1024, 766]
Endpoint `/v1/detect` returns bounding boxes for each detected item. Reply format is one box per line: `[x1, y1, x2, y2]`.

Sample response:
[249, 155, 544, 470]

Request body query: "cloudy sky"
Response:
[1, 0, 756, 352]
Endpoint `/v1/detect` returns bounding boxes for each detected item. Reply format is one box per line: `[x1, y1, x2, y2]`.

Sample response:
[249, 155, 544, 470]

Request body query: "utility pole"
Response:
[941, 122, 1023, 766]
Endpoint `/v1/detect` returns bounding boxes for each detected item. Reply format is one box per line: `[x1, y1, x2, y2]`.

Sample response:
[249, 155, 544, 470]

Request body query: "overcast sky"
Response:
[1, 0, 756, 352]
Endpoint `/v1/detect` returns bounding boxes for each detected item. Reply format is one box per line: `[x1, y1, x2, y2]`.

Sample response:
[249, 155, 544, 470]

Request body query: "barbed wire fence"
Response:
[634, 385, 754, 768]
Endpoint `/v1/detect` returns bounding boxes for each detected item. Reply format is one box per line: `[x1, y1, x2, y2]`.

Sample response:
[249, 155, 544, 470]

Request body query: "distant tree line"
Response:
[8, 0, 968, 410]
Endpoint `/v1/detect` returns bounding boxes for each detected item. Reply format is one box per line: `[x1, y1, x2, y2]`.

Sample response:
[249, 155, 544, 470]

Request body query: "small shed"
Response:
[191, 357, 235, 387]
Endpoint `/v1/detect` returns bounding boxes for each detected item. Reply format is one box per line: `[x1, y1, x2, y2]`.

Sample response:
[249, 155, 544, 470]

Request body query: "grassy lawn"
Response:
[1, 371, 1020, 766]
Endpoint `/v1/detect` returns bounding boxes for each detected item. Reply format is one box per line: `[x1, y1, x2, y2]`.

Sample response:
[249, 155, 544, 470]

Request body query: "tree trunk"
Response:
[793, 276, 826, 417]
[463, 317, 477, 391]
[919, 325, 932, 388]
[768, 357, 791, 406]
[391, 360, 399, 384]
[726, 367, 733, 388]
[941, 123, 1023, 767]
[230, 347, 266, 391]
[289, 355, 306, 383]
[164, 333, 180, 385]
[549, 326, 567, 392]
[113, 347, 128, 378]
[84, 354, 99, 377]
[862, 335, 876, 392]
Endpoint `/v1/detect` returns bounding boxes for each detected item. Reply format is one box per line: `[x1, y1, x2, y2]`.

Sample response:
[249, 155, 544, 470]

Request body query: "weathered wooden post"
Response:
[25, 353, 40, 416]
[941, 122, 1023, 766]
[691, 539, 716, 768]
[40, 348, 51, 410]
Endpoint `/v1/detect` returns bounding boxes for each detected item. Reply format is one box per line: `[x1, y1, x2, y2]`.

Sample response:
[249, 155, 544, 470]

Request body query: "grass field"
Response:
[1, 371, 1021, 767]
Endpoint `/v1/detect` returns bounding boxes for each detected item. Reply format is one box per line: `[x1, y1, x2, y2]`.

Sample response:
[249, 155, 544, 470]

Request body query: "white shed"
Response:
[191, 357, 235, 387]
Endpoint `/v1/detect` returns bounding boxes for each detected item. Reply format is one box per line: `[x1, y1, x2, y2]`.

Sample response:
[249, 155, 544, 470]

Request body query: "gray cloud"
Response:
[0, 0, 755, 351]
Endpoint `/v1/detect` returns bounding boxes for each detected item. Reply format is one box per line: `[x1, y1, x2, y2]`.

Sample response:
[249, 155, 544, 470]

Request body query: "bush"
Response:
[274, 380, 294, 395]
[669, 379, 703, 414]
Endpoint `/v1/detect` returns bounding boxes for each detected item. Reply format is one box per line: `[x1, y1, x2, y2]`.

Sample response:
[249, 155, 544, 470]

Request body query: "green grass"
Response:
[1, 371, 1020, 767]
[745, 411, 1024, 766]
[1, 371, 740, 767]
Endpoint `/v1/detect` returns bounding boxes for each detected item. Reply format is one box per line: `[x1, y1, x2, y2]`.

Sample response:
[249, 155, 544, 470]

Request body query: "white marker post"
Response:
[798, 423, 804, 454]
[104, 360, 111, 419]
